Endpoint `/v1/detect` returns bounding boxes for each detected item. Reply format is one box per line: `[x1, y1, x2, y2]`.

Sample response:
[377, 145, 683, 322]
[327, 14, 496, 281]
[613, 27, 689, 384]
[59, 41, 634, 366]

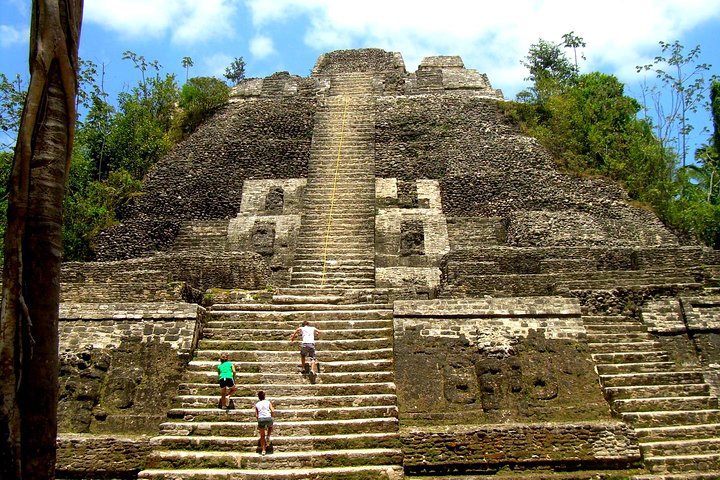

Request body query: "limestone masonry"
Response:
[56, 49, 720, 479]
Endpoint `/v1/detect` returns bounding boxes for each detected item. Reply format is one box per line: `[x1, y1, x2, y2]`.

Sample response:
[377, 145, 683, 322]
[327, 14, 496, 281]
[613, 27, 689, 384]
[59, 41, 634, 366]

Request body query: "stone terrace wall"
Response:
[57, 434, 152, 479]
[57, 303, 206, 435]
[375, 94, 680, 248]
[62, 251, 270, 294]
[95, 94, 315, 260]
[402, 422, 640, 475]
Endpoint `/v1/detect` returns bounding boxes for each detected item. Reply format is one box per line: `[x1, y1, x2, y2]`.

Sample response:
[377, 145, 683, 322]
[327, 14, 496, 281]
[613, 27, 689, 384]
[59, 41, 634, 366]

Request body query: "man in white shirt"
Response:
[290, 320, 322, 375]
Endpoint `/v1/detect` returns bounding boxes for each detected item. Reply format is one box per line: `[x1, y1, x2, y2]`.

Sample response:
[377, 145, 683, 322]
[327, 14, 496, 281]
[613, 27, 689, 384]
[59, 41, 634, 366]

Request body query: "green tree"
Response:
[561, 31, 586, 71]
[518, 38, 577, 103]
[181, 56, 194, 82]
[637, 41, 717, 166]
[98, 69, 178, 179]
[174, 76, 230, 137]
[224, 56, 246, 85]
[0, 73, 27, 150]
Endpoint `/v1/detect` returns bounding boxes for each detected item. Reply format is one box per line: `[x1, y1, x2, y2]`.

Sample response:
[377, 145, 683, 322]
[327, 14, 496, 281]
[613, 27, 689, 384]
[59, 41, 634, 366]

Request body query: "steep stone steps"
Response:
[193, 349, 394, 363]
[173, 394, 398, 410]
[208, 303, 392, 312]
[140, 300, 402, 479]
[596, 362, 678, 374]
[605, 384, 712, 401]
[634, 473, 720, 480]
[620, 409, 720, 428]
[167, 405, 399, 422]
[204, 317, 391, 329]
[612, 396, 718, 413]
[291, 74, 376, 289]
[635, 423, 720, 442]
[640, 437, 720, 457]
[146, 447, 403, 469]
[182, 370, 395, 385]
[150, 432, 401, 451]
[139, 465, 403, 480]
[198, 337, 393, 351]
[188, 359, 392, 374]
[202, 326, 393, 341]
[584, 314, 720, 478]
[642, 453, 720, 475]
[159, 417, 399, 437]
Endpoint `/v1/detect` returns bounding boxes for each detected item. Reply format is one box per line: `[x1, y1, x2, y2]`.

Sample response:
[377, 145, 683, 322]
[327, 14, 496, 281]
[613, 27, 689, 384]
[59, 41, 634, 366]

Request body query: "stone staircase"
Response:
[290, 73, 377, 289]
[583, 315, 720, 479]
[138, 300, 403, 479]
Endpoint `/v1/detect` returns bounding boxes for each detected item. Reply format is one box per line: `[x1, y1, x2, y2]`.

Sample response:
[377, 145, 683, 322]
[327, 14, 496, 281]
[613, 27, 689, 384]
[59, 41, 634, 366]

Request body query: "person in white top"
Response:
[290, 320, 322, 375]
[254, 390, 275, 455]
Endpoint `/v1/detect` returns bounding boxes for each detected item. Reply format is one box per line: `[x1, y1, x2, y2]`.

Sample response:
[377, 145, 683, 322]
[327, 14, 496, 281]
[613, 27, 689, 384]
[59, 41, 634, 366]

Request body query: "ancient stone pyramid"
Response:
[56, 49, 720, 479]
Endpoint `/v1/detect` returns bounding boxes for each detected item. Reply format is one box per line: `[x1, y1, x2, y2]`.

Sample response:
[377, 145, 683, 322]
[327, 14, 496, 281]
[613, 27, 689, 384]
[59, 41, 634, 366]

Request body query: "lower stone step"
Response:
[188, 359, 393, 374]
[588, 341, 661, 354]
[599, 371, 706, 388]
[178, 382, 397, 397]
[159, 417, 399, 437]
[183, 370, 394, 385]
[604, 384, 711, 401]
[150, 432, 402, 452]
[621, 409, 720, 428]
[138, 464, 404, 479]
[175, 393, 397, 409]
[596, 362, 676, 375]
[146, 448, 403, 470]
[641, 437, 720, 457]
[592, 351, 670, 364]
[192, 348, 394, 363]
[632, 472, 720, 479]
[197, 337, 392, 352]
[167, 404, 399, 422]
[613, 396, 718, 413]
[644, 452, 720, 474]
[635, 423, 720, 442]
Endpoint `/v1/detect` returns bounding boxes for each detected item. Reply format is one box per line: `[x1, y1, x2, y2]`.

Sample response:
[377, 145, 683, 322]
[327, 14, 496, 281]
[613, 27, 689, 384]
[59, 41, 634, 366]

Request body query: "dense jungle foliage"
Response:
[0, 52, 239, 261]
[502, 36, 720, 248]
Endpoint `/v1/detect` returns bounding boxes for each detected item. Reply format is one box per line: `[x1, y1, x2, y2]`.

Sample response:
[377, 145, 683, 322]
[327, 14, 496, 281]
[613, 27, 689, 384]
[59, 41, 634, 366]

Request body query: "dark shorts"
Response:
[219, 377, 235, 388]
[301, 343, 316, 359]
[258, 417, 273, 429]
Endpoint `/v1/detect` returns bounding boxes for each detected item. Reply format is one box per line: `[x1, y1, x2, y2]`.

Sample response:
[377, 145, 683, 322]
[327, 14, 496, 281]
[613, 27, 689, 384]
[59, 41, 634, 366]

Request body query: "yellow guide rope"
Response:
[320, 95, 349, 286]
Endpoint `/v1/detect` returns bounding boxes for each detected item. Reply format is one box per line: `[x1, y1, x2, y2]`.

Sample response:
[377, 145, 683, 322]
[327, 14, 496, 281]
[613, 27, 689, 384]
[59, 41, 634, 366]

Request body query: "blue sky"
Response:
[2, 0, 720, 153]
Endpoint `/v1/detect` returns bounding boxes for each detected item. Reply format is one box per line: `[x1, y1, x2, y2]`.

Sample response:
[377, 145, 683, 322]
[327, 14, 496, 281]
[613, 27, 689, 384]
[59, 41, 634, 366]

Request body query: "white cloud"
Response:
[250, 35, 276, 59]
[0, 24, 28, 48]
[245, 0, 720, 95]
[204, 53, 234, 78]
[85, 0, 239, 43]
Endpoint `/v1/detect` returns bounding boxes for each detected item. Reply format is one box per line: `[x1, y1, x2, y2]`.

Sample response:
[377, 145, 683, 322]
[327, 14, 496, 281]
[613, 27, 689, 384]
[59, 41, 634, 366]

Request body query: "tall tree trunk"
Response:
[0, 1, 83, 479]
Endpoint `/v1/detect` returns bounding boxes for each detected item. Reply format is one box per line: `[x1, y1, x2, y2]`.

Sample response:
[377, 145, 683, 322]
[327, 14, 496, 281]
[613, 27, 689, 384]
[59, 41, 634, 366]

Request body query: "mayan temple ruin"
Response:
[55, 49, 720, 479]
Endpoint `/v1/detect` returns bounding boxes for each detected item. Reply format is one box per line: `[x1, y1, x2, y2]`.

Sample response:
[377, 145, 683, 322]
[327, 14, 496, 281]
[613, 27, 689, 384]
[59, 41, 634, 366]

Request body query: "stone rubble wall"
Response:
[57, 303, 208, 437]
[56, 434, 152, 479]
[402, 422, 641, 474]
